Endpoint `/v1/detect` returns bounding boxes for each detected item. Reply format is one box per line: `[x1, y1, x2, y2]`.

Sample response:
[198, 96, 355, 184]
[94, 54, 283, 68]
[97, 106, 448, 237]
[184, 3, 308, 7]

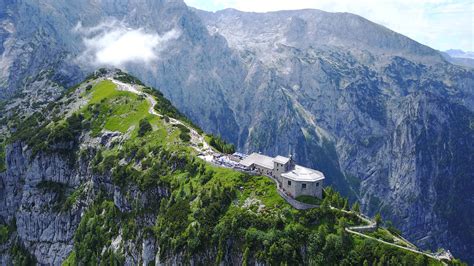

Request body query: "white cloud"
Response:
[75, 20, 180, 68]
[185, 0, 473, 51]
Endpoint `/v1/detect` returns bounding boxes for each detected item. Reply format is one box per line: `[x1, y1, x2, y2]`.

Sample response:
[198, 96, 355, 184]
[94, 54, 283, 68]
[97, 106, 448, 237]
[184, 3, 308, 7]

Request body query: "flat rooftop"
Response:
[281, 165, 325, 182]
[240, 153, 274, 169]
[273, 155, 290, 164]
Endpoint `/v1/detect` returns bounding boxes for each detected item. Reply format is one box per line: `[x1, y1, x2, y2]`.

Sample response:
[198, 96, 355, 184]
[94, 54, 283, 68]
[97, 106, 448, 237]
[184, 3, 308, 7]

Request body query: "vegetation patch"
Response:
[296, 195, 321, 205]
[37, 180, 66, 194]
[73, 199, 124, 265]
[37, 180, 69, 211]
[89, 80, 118, 104]
[0, 138, 5, 172]
[207, 135, 235, 154]
[83, 80, 152, 136]
[141, 86, 203, 133]
[0, 223, 9, 244]
[138, 118, 152, 137]
[114, 70, 144, 86]
[365, 228, 396, 243]
[62, 251, 76, 266]
[9, 112, 85, 161]
[61, 184, 87, 212]
[10, 242, 36, 265]
[174, 124, 191, 142]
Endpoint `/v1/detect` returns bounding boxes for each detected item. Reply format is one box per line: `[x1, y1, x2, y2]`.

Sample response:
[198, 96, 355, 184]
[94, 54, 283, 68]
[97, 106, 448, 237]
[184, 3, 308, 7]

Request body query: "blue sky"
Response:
[184, 0, 473, 52]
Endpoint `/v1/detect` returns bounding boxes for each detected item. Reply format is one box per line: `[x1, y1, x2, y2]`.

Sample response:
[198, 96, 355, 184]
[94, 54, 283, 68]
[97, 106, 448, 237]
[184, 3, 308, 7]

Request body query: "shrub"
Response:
[375, 213, 382, 229]
[102, 154, 117, 172]
[174, 124, 190, 133]
[62, 185, 86, 211]
[208, 135, 235, 154]
[10, 242, 36, 265]
[351, 202, 361, 213]
[48, 122, 74, 144]
[179, 132, 191, 142]
[0, 139, 5, 172]
[386, 221, 401, 236]
[37, 180, 67, 210]
[114, 71, 144, 85]
[0, 224, 8, 244]
[112, 165, 139, 188]
[138, 119, 152, 137]
[174, 124, 191, 142]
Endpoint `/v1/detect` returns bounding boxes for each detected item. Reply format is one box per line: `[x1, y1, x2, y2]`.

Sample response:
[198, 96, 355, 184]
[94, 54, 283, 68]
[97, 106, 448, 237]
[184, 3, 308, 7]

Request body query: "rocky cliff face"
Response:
[0, 71, 191, 264]
[196, 10, 474, 261]
[0, 142, 84, 264]
[0, 0, 473, 262]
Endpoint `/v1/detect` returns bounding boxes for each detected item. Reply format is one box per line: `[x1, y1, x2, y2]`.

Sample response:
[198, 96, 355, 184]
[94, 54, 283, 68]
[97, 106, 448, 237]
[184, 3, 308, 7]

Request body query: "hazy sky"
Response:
[184, 0, 474, 52]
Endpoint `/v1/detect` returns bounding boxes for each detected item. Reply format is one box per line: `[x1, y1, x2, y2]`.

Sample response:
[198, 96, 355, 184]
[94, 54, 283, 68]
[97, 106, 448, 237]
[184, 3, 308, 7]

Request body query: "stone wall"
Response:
[280, 177, 323, 199]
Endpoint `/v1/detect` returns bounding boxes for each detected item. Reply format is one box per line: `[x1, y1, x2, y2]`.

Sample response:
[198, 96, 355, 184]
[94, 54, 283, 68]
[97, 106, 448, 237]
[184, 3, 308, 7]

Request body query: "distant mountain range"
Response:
[0, 0, 473, 263]
[442, 49, 474, 68]
[445, 49, 474, 59]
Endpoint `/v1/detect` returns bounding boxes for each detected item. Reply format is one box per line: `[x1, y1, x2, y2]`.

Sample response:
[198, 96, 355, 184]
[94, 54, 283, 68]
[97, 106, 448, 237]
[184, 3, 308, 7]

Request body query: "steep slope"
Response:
[195, 9, 474, 262]
[1, 69, 461, 265]
[0, 0, 243, 143]
[0, 0, 473, 262]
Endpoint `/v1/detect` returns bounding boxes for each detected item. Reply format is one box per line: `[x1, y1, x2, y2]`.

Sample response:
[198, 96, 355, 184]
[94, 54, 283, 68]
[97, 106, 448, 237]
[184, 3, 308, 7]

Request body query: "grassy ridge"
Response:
[85, 80, 152, 135]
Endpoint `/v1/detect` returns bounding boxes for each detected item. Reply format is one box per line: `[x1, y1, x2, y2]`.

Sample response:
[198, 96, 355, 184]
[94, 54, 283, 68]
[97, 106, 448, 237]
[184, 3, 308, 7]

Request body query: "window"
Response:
[288, 180, 291, 186]
[302, 183, 306, 189]
[316, 182, 319, 187]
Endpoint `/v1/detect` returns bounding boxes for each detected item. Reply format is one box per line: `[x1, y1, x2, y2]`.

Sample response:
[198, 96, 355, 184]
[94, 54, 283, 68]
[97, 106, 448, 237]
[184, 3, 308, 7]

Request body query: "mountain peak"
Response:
[197, 7, 442, 65]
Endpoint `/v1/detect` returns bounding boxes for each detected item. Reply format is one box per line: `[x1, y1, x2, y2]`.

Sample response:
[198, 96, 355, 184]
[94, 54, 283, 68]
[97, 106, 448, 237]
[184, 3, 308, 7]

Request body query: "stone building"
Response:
[240, 153, 325, 198]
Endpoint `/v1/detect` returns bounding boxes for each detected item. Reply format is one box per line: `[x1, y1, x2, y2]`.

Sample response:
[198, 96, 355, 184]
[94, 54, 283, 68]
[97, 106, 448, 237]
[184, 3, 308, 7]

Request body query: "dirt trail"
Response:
[109, 78, 213, 155]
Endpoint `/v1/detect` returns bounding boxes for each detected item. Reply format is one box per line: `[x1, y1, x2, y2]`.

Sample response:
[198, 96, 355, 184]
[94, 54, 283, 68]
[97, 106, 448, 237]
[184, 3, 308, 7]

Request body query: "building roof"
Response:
[273, 155, 290, 164]
[232, 152, 247, 158]
[240, 153, 274, 169]
[281, 165, 325, 182]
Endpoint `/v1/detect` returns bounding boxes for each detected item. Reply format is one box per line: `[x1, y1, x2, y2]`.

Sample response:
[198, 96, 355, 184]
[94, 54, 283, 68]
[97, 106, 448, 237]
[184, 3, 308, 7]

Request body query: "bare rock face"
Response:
[0, 132, 170, 264]
[0, 142, 81, 264]
[194, 10, 474, 262]
[0, 0, 473, 262]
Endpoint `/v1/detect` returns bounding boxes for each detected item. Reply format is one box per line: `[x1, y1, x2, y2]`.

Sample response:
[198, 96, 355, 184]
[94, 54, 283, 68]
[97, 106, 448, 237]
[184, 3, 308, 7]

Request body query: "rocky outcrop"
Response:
[0, 132, 168, 264]
[0, 142, 84, 264]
